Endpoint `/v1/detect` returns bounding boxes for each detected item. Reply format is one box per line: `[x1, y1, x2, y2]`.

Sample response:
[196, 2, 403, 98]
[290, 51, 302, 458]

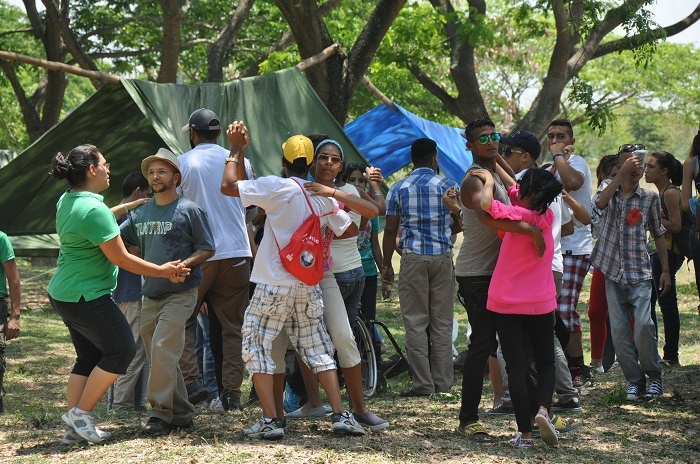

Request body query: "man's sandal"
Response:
[457, 422, 498, 443]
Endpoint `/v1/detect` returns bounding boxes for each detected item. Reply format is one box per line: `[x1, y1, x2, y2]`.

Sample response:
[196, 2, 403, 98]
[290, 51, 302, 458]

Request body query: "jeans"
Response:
[457, 275, 497, 424]
[650, 251, 683, 362]
[195, 311, 218, 397]
[605, 279, 661, 387]
[334, 266, 365, 329]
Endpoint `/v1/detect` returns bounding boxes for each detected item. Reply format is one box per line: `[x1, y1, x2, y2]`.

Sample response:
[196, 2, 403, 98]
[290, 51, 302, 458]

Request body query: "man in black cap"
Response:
[178, 108, 255, 412]
[500, 130, 542, 178]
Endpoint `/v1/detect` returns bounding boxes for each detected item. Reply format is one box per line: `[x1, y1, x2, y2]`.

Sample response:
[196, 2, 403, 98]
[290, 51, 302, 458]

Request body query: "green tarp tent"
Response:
[0, 67, 367, 240]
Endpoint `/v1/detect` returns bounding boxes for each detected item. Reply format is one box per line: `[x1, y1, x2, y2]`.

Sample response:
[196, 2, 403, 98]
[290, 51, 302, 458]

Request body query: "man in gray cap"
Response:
[120, 148, 215, 435]
[178, 108, 254, 411]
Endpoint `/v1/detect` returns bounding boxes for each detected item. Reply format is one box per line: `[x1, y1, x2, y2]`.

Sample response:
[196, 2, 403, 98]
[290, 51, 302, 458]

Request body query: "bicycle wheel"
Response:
[353, 318, 377, 397]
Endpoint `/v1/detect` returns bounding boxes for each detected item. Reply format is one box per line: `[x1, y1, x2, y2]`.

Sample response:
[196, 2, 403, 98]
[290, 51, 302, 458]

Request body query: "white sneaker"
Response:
[61, 426, 112, 445]
[243, 417, 285, 440]
[331, 410, 365, 436]
[208, 397, 224, 412]
[61, 408, 103, 444]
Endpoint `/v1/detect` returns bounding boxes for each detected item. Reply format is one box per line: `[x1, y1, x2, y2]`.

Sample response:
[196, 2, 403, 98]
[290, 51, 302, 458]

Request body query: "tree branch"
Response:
[0, 50, 120, 84]
[592, 2, 700, 59]
[408, 60, 460, 116]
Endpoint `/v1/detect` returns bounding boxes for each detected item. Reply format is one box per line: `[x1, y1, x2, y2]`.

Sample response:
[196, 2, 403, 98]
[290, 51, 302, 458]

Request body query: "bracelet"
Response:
[553, 153, 564, 159]
[124, 205, 128, 214]
[225, 157, 239, 164]
[371, 191, 382, 197]
[332, 189, 337, 198]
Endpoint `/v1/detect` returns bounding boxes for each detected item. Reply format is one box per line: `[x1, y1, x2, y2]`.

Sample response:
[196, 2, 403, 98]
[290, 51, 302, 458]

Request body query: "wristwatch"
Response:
[225, 157, 239, 164]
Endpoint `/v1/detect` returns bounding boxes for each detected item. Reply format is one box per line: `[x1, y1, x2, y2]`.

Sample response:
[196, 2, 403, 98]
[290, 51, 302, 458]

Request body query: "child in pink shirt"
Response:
[471, 168, 563, 449]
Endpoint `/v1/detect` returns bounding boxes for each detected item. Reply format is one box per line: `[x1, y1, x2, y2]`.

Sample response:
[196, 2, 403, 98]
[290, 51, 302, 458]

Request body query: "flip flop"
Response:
[457, 422, 498, 443]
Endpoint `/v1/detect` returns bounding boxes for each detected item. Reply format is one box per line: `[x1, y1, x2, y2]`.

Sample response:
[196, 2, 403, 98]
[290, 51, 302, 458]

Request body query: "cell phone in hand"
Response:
[632, 149, 647, 163]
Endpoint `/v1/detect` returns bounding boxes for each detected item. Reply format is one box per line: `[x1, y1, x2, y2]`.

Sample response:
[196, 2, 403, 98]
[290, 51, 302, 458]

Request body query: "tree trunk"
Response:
[157, 0, 183, 83]
[206, 0, 256, 82]
[275, 0, 406, 125]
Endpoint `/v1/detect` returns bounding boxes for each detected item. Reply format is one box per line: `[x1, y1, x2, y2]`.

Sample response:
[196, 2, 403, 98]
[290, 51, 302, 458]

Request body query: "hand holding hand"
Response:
[366, 166, 384, 184]
[226, 120, 247, 148]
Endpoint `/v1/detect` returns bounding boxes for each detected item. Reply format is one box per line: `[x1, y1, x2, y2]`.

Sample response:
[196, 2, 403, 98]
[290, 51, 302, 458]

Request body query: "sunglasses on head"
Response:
[471, 133, 501, 145]
[346, 162, 367, 171]
[502, 146, 525, 157]
[618, 144, 645, 154]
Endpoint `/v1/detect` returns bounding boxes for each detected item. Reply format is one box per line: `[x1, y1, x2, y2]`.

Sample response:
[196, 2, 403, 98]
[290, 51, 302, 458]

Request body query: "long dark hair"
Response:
[651, 151, 682, 186]
[595, 154, 618, 187]
[520, 169, 563, 215]
[50, 144, 100, 187]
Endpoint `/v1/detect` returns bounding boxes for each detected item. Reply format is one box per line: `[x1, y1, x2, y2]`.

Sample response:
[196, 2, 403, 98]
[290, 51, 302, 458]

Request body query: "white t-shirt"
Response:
[515, 168, 570, 273]
[553, 154, 593, 255]
[331, 183, 363, 273]
[238, 176, 352, 286]
[178, 143, 253, 260]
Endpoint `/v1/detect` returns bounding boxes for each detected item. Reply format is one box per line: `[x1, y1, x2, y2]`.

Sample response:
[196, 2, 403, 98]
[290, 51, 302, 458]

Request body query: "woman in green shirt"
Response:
[48, 144, 187, 444]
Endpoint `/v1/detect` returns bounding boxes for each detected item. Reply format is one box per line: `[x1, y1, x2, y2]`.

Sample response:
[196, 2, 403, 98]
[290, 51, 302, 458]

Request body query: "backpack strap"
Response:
[271, 179, 335, 251]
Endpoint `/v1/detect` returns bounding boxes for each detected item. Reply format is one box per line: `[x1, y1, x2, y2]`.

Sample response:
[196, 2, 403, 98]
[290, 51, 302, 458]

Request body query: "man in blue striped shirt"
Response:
[382, 138, 459, 396]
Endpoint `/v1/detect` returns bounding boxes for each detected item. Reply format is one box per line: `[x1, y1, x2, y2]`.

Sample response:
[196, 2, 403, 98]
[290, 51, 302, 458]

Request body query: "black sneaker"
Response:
[222, 393, 242, 412]
[485, 402, 514, 415]
[551, 397, 582, 413]
[143, 417, 171, 436]
[186, 379, 210, 406]
[571, 366, 593, 388]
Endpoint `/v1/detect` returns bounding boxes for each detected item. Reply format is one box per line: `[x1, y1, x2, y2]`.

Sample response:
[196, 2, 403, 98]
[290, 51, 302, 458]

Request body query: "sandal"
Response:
[457, 422, 497, 443]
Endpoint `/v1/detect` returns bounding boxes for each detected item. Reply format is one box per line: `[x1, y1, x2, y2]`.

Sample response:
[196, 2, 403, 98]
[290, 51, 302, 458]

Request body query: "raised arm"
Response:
[304, 182, 379, 218]
[562, 190, 592, 225]
[220, 121, 249, 197]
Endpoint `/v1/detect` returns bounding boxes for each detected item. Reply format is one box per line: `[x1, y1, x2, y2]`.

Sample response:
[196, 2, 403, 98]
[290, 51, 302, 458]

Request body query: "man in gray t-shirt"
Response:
[120, 148, 215, 436]
[454, 117, 544, 441]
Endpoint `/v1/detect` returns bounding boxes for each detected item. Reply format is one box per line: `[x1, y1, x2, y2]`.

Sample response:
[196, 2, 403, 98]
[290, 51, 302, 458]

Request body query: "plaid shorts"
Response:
[557, 254, 590, 333]
[242, 283, 336, 375]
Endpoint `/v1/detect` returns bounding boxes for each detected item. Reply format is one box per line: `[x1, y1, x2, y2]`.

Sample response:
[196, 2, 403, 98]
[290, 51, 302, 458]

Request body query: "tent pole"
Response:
[361, 75, 396, 110]
[0, 50, 120, 84]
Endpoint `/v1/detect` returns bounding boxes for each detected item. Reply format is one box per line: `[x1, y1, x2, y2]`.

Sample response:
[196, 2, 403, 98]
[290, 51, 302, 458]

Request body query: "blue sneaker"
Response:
[283, 385, 303, 414]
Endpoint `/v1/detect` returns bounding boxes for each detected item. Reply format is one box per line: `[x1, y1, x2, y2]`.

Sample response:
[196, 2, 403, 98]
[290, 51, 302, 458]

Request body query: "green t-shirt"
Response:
[0, 231, 15, 299]
[47, 190, 120, 302]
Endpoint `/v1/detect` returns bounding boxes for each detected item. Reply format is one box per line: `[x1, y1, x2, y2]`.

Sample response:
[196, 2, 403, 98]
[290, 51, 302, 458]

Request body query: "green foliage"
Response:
[602, 386, 628, 405]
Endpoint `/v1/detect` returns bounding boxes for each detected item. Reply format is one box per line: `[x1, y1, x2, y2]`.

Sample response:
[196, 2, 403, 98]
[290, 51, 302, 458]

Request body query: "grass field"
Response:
[2, 257, 700, 463]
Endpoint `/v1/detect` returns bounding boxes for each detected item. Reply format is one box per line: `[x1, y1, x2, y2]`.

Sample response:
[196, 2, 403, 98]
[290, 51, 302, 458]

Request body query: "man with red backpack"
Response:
[221, 127, 366, 440]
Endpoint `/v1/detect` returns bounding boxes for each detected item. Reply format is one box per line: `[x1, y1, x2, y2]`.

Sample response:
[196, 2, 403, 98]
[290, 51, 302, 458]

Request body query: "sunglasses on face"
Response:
[317, 153, 342, 165]
[473, 133, 501, 145]
[618, 144, 645, 154]
[502, 146, 524, 157]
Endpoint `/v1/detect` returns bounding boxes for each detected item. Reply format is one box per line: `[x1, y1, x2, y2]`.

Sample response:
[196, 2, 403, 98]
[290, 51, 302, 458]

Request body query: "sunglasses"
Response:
[617, 144, 645, 154]
[471, 133, 501, 145]
[317, 153, 342, 165]
[346, 162, 367, 171]
[502, 147, 524, 157]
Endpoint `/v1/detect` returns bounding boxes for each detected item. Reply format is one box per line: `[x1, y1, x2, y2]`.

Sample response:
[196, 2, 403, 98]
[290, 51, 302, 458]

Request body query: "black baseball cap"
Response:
[500, 130, 541, 160]
[181, 108, 221, 132]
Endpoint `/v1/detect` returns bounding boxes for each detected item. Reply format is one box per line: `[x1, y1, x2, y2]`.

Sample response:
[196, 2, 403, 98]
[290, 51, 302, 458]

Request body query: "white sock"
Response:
[74, 407, 91, 415]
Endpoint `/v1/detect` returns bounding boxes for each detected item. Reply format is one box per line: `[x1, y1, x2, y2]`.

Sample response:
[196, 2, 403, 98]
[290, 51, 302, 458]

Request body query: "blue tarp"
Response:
[345, 103, 472, 184]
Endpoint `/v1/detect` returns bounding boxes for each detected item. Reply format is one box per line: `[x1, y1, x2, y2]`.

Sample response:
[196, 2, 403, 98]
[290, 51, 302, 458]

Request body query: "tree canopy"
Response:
[0, 0, 699, 154]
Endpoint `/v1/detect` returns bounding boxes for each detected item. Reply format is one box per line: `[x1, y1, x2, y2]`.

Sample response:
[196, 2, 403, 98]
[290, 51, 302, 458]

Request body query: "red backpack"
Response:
[272, 180, 334, 286]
